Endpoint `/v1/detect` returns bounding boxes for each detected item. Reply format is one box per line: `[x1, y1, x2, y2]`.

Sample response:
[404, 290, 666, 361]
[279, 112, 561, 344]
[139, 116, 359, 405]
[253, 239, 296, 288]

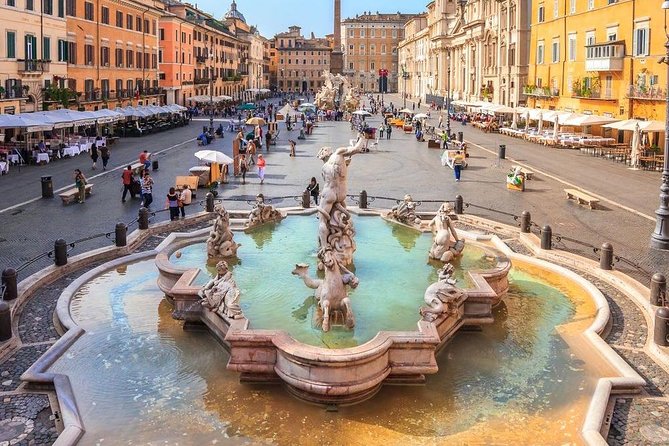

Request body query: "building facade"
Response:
[341, 11, 414, 93]
[399, 0, 530, 108]
[224, 2, 264, 97]
[274, 26, 332, 94]
[0, 0, 68, 113]
[158, 13, 194, 105]
[528, 0, 666, 122]
[65, 0, 164, 110]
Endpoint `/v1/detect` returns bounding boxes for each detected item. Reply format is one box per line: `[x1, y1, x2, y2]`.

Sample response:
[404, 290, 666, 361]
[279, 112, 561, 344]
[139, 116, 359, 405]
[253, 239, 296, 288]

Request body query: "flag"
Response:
[134, 84, 139, 100]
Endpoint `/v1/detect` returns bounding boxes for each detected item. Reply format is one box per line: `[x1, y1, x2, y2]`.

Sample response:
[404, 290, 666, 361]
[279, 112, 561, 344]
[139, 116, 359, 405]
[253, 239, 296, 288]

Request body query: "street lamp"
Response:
[446, 49, 451, 137]
[651, 1, 669, 249]
[402, 65, 409, 108]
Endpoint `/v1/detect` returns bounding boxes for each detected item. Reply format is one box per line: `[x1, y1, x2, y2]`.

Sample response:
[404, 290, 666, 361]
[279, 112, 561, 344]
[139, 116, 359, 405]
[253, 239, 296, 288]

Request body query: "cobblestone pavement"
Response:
[2, 97, 669, 444]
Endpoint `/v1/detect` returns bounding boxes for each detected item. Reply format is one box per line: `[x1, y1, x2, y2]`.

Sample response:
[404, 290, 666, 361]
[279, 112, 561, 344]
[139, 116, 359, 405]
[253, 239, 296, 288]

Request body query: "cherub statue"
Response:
[245, 194, 284, 229]
[199, 260, 243, 319]
[428, 202, 464, 263]
[420, 264, 465, 322]
[389, 194, 421, 226]
[207, 204, 240, 258]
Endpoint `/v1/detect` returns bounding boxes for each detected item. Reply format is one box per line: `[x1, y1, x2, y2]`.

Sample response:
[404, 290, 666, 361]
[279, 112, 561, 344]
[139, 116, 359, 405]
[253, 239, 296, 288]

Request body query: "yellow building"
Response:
[528, 0, 666, 123]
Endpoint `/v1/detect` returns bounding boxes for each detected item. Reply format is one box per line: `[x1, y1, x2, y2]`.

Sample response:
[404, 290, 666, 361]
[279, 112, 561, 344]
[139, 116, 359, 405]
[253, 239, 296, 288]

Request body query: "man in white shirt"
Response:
[179, 185, 192, 218]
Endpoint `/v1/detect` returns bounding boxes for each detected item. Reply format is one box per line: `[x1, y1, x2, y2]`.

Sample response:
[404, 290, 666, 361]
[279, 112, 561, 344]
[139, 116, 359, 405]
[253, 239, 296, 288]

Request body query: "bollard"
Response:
[115, 222, 127, 247]
[651, 274, 666, 306]
[152, 160, 159, 171]
[599, 242, 613, 270]
[138, 207, 150, 230]
[541, 225, 552, 250]
[498, 144, 506, 160]
[302, 190, 310, 208]
[454, 195, 464, 215]
[1, 268, 17, 301]
[0, 301, 11, 342]
[457, 131, 463, 142]
[654, 307, 669, 347]
[54, 239, 68, 266]
[359, 190, 368, 209]
[41, 175, 54, 199]
[205, 193, 215, 212]
[520, 211, 531, 233]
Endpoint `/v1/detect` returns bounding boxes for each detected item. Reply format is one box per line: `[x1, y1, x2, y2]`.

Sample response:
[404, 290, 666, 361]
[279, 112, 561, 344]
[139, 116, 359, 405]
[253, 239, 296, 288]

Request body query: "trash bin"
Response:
[41, 175, 53, 198]
[152, 160, 159, 171]
[498, 144, 506, 160]
[457, 131, 463, 142]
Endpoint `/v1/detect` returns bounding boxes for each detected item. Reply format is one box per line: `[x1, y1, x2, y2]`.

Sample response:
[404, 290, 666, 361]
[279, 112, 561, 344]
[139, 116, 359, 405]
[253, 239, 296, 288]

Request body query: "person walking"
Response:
[247, 139, 257, 165]
[239, 154, 248, 184]
[306, 177, 319, 205]
[141, 170, 154, 208]
[166, 187, 180, 221]
[75, 169, 87, 203]
[257, 153, 266, 184]
[386, 124, 392, 140]
[289, 139, 296, 157]
[100, 144, 110, 170]
[438, 114, 443, 128]
[90, 144, 99, 170]
[453, 151, 464, 182]
[179, 184, 192, 218]
[121, 165, 134, 202]
[379, 123, 385, 139]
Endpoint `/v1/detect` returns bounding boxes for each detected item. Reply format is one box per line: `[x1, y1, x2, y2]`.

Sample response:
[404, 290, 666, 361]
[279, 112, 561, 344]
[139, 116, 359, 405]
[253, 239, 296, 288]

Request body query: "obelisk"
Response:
[330, 0, 344, 74]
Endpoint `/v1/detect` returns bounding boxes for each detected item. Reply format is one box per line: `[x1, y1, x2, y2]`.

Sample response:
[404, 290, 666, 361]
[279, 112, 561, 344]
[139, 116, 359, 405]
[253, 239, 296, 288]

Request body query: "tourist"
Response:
[179, 184, 192, 218]
[306, 177, 319, 205]
[289, 139, 296, 157]
[453, 151, 464, 182]
[257, 154, 266, 184]
[139, 150, 151, 172]
[37, 140, 46, 153]
[141, 170, 154, 208]
[386, 124, 392, 140]
[74, 169, 87, 204]
[121, 165, 134, 202]
[90, 143, 99, 170]
[239, 154, 248, 184]
[379, 124, 385, 139]
[100, 144, 110, 170]
[247, 139, 257, 165]
[265, 130, 272, 151]
[438, 115, 443, 128]
[166, 187, 179, 221]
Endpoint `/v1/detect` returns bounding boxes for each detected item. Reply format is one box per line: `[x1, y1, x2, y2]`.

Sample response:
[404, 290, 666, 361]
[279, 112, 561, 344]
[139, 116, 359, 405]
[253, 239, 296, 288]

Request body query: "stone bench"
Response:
[511, 165, 534, 180]
[59, 183, 93, 205]
[564, 188, 599, 209]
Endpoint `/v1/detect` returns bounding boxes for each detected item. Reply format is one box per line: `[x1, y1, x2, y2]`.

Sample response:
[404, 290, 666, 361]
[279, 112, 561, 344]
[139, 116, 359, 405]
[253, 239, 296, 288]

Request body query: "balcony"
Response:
[194, 77, 210, 85]
[196, 55, 208, 64]
[585, 41, 624, 72]
[523, 86, 560, 98]
[571, 91, 616, 101]
[82, 90, 102, 102]
[17, 59, 50, 73]
[626, 85, 666, 101]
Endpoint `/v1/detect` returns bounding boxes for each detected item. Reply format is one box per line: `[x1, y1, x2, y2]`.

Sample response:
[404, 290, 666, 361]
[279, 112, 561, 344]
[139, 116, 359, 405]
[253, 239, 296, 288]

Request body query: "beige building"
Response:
[399, 0, 530, 107]
[274, 26, 332, 94]
[224, 1, 264, 96]
[0, 0, 68, 113]
[341, 11, 414, 93]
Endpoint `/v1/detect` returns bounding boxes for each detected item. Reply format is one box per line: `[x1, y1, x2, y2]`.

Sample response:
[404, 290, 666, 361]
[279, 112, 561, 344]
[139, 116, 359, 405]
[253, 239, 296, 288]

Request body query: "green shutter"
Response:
[7, 32, 15, 58]
[32, 35, 37, 59]
[42, 37, 50, 61]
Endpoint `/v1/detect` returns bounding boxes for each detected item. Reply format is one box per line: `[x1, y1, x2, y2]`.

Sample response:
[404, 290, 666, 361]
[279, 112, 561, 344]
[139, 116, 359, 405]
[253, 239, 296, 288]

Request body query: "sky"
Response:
[197, 0, 426, 38]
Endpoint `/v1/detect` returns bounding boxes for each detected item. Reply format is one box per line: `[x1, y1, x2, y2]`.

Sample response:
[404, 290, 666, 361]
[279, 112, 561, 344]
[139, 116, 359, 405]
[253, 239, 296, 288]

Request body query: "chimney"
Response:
[311, 31, 315, 39]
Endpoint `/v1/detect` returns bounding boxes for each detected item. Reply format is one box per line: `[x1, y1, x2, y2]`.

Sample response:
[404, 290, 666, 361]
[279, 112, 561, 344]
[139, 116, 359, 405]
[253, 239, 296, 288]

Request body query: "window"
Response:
[569, 0, 575, 13]
[84, 1, 93, 20]
[116, 79, 122, 95]
[348, 29, 353, 37]
[65, 0, 75, 16]
[152, 20, 157, 35]
[25, 0, 33, 11]
[66, 41, 76, 63]
[6, 32, 15, 58]
[553, 0, 558, 18]
[568, 34, 576, 61]
[159, 29, 164, 40]
[537, 4, 545, 23]
[101, 6, 109, 24]
[57, 0, 63, 16]
[116, 11, 122, 27]
[126, 49, 133, 67]
[392, 29, 397, 38]
[136, 17, 141, 32]
[6, 0, 15, 6]
[115, 48, 123, 66]
[101, 79, 109, 98]
[634, 25, 649, 57]
[349, 62, 353, 69]
[126, 14, 133, 30]
[57, 39, 67, 61]
[127, 80, 133, 95]
[588, 0, 594, 10]
[537, 41, 544, 64]
[552, 40, 559, 63]
[370, 62, 375, 70]
[144, 20, 149, 34]
[42, 36, 50, 60]
[151, 53, 157, 68]
[381, 44, 386, 54]
[136, 51, 141, 68]
[360, 29, 365, 37]
[24, 34, 37, 59]
[100, 46, 109, 65]
[84, 44, 94, 65]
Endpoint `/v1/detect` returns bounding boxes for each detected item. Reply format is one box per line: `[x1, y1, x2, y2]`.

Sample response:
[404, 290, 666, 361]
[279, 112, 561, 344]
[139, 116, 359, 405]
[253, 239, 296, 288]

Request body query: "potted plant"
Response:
[0, 86, 5, 99]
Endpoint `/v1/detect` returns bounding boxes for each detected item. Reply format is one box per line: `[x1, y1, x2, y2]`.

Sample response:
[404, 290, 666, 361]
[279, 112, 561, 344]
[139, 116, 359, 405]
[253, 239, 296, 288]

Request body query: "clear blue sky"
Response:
[199, 0, 426, 38]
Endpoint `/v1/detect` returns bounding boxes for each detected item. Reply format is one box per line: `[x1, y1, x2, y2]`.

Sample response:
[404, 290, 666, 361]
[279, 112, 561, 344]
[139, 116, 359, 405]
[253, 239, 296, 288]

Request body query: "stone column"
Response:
[330, 0, 344, 74]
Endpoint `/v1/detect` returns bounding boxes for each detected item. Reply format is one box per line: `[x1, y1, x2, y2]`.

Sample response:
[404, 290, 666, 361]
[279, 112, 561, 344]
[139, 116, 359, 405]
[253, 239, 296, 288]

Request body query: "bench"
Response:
[511, 165, 534, 180]
[564, 188, 599, 209]
[59, 184, 93, 205]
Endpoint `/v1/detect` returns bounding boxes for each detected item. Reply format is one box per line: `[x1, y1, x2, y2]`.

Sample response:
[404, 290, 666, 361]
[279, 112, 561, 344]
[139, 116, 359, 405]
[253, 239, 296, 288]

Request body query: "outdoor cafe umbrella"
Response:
[562, 114, 618, 127]
[630, 123, 641, 169]
[537, 112, 544, 133]
[399, 108, 414, 114]
[414, 113, 429, 119]
[246, 117, 266, 126]
[194, 150, 234, 165]
[352, 110, 372, 116]
[604, 119, 665, 132]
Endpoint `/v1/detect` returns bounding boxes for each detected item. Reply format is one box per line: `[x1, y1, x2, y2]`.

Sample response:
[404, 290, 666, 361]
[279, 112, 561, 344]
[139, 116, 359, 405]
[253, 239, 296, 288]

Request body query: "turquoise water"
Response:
[170, 216, 497, 348]
[49, 258, 595, 444]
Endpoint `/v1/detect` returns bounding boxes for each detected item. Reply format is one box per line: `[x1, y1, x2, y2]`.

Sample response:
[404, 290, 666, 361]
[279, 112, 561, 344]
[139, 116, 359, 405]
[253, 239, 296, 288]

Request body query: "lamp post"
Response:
[402, 65, 408, 108]
[208, 41, 214, 133]
[446, 49, 451, 137]
[651, 1, 669, 250]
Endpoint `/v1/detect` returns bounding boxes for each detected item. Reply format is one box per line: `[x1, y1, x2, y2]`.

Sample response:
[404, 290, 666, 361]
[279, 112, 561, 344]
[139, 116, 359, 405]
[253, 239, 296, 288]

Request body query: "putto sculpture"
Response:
[207, 204, 240, 258]
[388, 194, 422, 227]
[245, 194, 284, 230]
[420, 263, 465, 322]
[199, 260, 244, 320]
[428, 203, 464, 263]
[291, 248, 359, 331]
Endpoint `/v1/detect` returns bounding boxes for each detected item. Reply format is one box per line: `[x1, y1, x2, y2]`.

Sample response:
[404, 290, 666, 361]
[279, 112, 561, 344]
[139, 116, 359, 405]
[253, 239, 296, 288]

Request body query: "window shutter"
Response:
[633, 28, 638, 56]
[645, 28, 650, 56]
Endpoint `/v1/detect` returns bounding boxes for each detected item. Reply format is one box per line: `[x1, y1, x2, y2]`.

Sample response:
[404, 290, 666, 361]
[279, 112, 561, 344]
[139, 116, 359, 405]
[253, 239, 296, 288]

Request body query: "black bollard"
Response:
[41, 176, 54, 199]
[454, 195, 464, 215]
[599, 243, 613, 270]
[520, 211, 531, 233]
[115, 222, 127, 247]
[152, 160, 159, 171]
[0, 301, 11, 342]
[650, 274, 666, 306]
[498, 144, 506, 160]
[541, 225, 552, 250]
[359, 190, 368, 209]
[457, 131, 463, 142]
[205, 193, 215, 212]
[138, 208, 150, 230]
[54, 239, 68, 266]
[1, 268, 17, 301]
[654, 307, 669, 347]
[302, 190, 310, 209]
